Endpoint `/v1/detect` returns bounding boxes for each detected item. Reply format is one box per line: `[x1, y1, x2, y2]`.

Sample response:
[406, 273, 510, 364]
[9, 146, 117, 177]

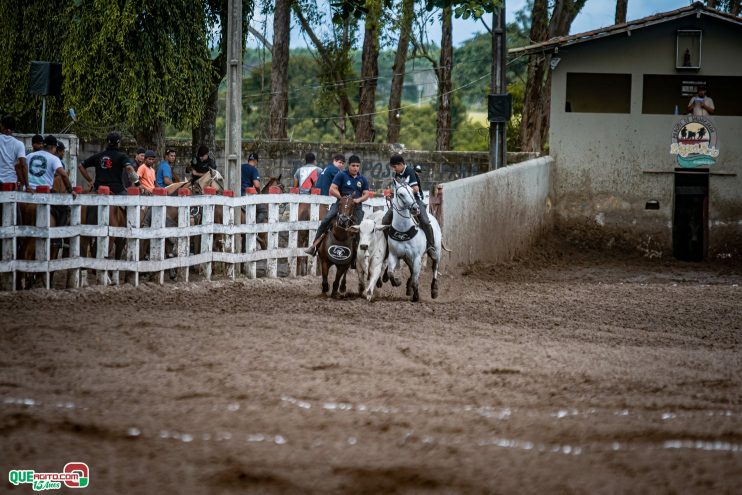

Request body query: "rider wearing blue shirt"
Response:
[241, 152, 262, 195]
[305, 154, 369, 256]
[315, 153, 345, 195]
[382, 154, 437, 260]
[155, 149, 177, 188]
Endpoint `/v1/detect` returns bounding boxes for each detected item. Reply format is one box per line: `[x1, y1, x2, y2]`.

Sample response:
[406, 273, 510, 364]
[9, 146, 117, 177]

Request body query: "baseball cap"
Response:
[32, 134, 44, 144]
[144, 150, 156, 158]
[348, 155, 361, 165]
[197, 145, 209, 157]
[136, 147, 146, 155]
[43, 135, 58, 147]
[305, 152, 316, 163]
[390, 154, 405, 166]
[248, 152, 259, 161]
[106, 131, 121, 145]
[56, 141, 66, 151]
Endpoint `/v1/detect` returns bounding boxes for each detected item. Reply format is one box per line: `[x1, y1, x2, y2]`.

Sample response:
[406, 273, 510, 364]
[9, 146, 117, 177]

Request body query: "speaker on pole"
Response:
[29, 61, 63, 97]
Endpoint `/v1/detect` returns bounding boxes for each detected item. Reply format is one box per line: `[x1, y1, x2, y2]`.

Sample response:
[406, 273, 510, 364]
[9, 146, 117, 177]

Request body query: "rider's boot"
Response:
[421, 222, 438, 261]
[304, 234, 324, 256]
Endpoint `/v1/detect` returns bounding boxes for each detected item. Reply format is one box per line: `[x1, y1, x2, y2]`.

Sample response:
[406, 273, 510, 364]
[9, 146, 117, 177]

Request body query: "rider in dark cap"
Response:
[78, 131, 138, 194]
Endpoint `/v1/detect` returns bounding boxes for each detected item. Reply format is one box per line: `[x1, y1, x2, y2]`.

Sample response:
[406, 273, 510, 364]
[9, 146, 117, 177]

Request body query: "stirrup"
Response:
[304, 245, 317, 256]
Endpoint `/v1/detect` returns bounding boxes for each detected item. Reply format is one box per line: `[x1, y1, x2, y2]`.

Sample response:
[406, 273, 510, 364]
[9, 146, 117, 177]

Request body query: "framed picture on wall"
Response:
[676, 30, 702, 69]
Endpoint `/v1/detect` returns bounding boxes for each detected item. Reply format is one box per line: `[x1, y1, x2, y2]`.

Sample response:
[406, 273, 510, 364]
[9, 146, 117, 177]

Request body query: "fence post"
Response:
[177, 189, 191, 282]
[308, 201, 320, 276]
[69, 187, 82, 289]
[244, 188, 257, 278]
[150, 189, 167, 285]
[201, 187, 216, 281]
[34, 188, 51, 289]
[223, 191, 236, 280]
[96, 187, 111, 286]
[287, 201, 298, 277]
[125, 187, 141, 287]
[267, 198, 279, 278]
[1, 187, 17, 290]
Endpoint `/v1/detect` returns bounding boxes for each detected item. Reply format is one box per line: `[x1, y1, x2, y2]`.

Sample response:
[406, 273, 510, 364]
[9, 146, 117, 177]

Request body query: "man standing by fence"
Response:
[26, 135, 74, 195]
[294, 152, 321, 194]
[315, 153, 345, 196]
[78, 131, 138, 194]
[0, 115, 30, 191]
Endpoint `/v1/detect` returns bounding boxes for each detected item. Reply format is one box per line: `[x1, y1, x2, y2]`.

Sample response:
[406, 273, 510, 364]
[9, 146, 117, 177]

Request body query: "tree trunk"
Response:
[136, 119, 166, 158]
[615, 0, 628, 24]
[269, 0, 291, 140]
[192, 1, 228, 159]
[435, 5, 453, 151]
[355, 0, 382, 143]
[521, 0, 586, 152]
[387, 0, 414, 144]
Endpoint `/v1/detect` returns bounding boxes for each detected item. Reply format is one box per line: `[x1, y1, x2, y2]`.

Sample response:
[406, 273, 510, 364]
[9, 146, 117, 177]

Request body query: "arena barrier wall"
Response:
[0, 190, 389, 291]
[441, 156, 554, 267]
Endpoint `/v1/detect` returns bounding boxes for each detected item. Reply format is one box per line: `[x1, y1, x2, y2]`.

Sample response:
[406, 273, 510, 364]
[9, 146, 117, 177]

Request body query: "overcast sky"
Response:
[246, 1, 692, 50]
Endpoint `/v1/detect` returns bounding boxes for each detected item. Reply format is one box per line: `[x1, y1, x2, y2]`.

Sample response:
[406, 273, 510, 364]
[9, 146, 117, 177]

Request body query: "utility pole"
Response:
[489, 0, 508, 170]
[225, 0, 242, 194]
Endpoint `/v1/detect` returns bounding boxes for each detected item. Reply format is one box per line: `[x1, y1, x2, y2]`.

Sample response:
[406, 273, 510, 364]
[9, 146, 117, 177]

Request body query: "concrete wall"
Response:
[549, 15, 742, 257]
[442, 157, 554, 267]
[76, 139, 537, 193]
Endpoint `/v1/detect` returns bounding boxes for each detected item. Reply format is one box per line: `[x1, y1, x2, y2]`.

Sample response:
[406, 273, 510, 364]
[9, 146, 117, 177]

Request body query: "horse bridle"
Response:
[390, 181, 418, 220]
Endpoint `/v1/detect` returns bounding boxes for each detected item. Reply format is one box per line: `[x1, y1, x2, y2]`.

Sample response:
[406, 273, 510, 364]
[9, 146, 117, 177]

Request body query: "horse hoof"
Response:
[431, 289, 439, 299]
[169, 269, 177, 281]
[406, 286, 413, 297]
[376, 278, 382, 288]
[339, 284, 346, 294]
[382, 271, 389, 283]
[390, 276, 400, 287]
[412, 290, 420, 302]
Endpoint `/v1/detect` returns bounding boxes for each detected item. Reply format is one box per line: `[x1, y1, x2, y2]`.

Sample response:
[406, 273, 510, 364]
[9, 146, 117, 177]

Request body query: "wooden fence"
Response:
[0, 189, 389, 291]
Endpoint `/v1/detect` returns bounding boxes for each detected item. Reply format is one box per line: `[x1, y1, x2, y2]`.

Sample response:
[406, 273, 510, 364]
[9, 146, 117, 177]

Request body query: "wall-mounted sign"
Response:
[681, 80, 706, 97]
[670, 115, 719, 168]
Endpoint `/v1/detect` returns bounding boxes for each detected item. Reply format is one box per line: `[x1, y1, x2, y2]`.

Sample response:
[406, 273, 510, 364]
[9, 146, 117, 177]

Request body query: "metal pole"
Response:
[489, 1, 507, 170]
[41, 96, 46, 135]
[225, 0, 242, 194]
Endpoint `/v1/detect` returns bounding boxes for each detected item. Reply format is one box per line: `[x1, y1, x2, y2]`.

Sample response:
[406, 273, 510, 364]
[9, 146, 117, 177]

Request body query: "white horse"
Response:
[382, 179, 442, 302]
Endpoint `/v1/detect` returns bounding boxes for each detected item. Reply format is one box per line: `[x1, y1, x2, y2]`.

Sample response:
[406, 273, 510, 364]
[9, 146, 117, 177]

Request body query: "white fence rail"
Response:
[0, 191, 389, 290]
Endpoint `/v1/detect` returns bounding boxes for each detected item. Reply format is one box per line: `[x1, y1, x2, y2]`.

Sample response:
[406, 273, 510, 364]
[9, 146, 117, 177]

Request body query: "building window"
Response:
[642, 75, 742, 116]
[676, 30, 702, 70]
[565, 73, 631, 113]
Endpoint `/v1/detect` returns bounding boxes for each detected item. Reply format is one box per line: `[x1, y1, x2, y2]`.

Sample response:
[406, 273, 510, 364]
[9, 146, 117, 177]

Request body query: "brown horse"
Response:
[317, 196, 356, 297]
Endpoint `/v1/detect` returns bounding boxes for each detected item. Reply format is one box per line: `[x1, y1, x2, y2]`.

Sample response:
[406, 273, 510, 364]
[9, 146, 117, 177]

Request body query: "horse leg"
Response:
[321, 260, 330, 294]
[431, 258, 439, 299]
[387, 254, 401, 287]
[332, 265, 348, 298]
[339, 268, 347, 294]
[410, 256, 422, 302]
[406, 276, 413, 297]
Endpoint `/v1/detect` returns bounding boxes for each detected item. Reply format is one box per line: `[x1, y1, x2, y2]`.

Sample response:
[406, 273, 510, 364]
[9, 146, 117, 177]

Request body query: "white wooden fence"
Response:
[0, 190, 389, 291]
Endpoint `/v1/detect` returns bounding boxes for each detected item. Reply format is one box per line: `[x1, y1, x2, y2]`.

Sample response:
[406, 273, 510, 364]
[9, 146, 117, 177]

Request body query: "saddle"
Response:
[389, 225, 419, 242]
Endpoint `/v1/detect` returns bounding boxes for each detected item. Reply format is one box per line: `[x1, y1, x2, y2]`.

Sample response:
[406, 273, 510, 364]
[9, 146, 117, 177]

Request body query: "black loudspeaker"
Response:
[488, 93, 512, 123]
[29, 61, 62, 96]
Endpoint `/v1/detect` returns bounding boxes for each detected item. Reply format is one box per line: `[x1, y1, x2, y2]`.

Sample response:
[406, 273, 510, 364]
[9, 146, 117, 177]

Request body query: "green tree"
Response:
[0, 0, 68, 133]
[63, 0, 216, 151]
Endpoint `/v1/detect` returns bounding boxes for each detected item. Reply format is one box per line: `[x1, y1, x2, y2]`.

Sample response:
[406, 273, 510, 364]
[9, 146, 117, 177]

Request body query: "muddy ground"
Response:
[1, 240, 741, 494]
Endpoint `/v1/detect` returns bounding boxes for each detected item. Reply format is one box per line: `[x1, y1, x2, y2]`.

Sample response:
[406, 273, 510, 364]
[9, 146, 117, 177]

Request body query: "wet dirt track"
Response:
[1, 247, 741, 494]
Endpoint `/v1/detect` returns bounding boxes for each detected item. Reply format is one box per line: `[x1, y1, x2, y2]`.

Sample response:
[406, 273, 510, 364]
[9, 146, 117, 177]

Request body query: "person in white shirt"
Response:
[26, 135, 74, 194]
[687, 84, 715, 116]
[293, 152, 322, 194]
[0, 115, 30, 191]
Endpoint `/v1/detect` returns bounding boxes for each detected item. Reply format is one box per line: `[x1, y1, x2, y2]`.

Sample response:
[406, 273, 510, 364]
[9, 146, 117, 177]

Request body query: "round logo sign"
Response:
[327, 244, 352, 263]
[670, 116, 719, 168]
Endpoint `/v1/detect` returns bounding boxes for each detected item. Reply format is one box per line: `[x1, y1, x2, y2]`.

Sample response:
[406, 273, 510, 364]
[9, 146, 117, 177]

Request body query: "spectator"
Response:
[78, 131, 138, 194]
[156, 148, 177, 188]
[240, 152, 261, 195]
[0, 115, 30, 191]
[687, 84, 715, 116]
[315, 153, 345, 196]
[138, 150, 157, 193]
[27, 134, 44, 155]
[293, 152, 322, 194]
[190, 145, 216, 184]
[26, 135, 74, 195]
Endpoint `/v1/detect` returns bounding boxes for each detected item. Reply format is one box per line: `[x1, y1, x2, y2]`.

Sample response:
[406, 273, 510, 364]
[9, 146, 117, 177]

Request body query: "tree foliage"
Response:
[63, 0, 216, 146]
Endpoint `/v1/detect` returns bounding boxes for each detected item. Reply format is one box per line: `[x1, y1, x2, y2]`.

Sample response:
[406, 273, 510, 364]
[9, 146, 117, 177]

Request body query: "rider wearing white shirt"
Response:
[293, 152, 322, 194]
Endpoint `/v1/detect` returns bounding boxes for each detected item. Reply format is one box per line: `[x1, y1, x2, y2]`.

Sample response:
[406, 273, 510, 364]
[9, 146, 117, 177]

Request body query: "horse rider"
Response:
[305, 154, 369, 256]
[0, 115, 30, 192]
[315, 153, 345, 196]
[294, 152, 321, 194]
[382, 154, 437, 261]
[189, 145, 216, 185]
[78, 131, 139, 194]
[27, 135, 75, 195]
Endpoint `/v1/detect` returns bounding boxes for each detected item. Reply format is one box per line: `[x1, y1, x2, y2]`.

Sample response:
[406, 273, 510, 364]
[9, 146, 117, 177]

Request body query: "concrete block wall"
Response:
[441, 156, 554, 267]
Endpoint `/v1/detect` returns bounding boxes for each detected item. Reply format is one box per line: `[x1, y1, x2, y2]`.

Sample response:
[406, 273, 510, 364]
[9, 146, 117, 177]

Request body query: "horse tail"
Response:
[441, 241, 452, 253]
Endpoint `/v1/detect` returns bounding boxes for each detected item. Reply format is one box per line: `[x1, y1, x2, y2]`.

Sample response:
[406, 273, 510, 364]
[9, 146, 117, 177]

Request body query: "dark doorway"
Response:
[673, 170, 708, 261]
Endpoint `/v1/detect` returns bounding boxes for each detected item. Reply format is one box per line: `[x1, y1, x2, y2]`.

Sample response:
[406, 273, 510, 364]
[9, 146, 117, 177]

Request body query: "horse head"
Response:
[393, 179, 418, 215]
[261, 175, 285, 194]
[336, 195, 355, 230]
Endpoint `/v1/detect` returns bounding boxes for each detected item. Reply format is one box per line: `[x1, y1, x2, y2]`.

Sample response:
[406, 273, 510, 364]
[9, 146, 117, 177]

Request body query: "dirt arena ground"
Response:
[1, 242, 741, 494]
